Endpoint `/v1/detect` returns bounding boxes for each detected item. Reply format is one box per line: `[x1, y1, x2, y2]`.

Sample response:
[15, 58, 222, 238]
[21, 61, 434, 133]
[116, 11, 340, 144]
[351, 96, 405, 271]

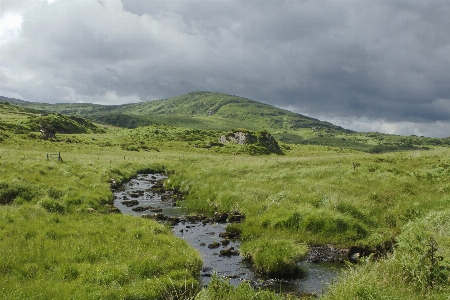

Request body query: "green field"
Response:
[1, 99, 450, 299]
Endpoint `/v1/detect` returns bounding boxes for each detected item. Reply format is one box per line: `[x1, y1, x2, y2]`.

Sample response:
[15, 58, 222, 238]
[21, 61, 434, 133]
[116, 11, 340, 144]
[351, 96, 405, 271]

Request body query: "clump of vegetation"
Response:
[324, 210, 450, 299]
[0, 181, 41, 205]
[241, 238, 307, 278]
[27, 113, 106, 138]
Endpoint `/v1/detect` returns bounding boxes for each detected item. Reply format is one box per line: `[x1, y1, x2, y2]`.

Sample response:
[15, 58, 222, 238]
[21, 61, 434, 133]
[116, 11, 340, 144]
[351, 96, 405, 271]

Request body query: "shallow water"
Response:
[113, 173, 344, 295]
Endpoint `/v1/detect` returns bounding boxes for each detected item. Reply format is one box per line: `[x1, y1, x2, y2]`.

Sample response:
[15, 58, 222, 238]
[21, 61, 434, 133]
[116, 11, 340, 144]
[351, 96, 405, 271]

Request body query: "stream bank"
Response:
[113, 173, 346, 296]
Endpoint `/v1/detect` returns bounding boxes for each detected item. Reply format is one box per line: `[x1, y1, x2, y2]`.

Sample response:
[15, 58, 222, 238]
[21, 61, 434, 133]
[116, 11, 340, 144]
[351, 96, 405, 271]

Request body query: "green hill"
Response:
[0, 101, 105, 140]
[3, 92, 348, 132]
[2, 91, 450, 153]
[108, 91, 351, 133]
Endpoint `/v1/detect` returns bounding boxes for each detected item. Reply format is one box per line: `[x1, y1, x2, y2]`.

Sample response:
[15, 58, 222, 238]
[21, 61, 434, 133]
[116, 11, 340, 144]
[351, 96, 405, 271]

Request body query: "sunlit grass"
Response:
[0, 205, 202, 299]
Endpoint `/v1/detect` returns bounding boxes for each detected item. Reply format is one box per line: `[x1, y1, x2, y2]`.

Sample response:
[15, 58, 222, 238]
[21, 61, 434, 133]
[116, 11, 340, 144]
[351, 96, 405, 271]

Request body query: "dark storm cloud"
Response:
[1, 0, 450, 136]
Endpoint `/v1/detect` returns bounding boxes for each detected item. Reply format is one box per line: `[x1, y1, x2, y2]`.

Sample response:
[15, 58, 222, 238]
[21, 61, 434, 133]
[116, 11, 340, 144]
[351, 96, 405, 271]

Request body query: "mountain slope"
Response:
[3, 91, 449, 152]
[2, 91, 348, 133]
[104, 91, 350, 132]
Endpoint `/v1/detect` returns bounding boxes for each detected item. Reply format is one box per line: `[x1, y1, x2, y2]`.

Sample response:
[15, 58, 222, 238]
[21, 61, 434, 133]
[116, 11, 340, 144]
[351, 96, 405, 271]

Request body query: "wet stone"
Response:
[219, 230, 239, 239]
[129, 191, 144, 198]
[167, 216, 180, 225]
[106, 205, 121, 214]
[132, 206, 163, 213]
[122, 200, 139, 207]
[220, 247, 240, 257]
[186, 215, 204, 223]
[228, 213, 245, 223]
[213, 212, 228, 223]
[307, 245, 349, 263]
[141, 213, 167, 221]
[208, 241, 220, 249]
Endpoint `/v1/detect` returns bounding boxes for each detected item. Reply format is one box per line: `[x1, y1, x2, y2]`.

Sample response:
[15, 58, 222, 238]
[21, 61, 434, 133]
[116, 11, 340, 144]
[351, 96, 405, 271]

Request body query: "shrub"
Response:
[40, 199, 65, 213]
[47, 187, 64, 199]
[0, 182, 40, 205]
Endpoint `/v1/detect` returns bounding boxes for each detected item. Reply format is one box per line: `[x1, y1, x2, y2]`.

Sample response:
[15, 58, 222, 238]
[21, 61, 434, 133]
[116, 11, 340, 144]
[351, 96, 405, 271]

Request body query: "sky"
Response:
[1, 0, 450, 137]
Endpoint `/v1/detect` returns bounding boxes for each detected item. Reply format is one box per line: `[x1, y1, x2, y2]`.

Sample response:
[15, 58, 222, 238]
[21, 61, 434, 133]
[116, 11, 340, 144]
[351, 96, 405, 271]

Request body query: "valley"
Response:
[1, 93, 450, 299]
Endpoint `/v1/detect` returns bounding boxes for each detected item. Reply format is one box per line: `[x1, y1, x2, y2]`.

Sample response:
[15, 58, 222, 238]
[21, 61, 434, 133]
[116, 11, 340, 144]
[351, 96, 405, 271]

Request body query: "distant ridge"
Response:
[0, 91, 351, 134]
[2, 91, 449, 153]
[0, 95, 29, 104]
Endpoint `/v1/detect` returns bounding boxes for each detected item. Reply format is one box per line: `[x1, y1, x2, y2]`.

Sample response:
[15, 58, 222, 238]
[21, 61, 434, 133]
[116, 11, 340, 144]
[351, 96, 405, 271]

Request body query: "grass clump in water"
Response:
[241, 238, 308, 278]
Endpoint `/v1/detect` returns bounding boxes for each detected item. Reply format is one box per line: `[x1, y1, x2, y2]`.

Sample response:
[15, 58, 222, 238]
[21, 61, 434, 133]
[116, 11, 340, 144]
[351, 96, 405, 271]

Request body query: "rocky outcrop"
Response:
[219, 130, 282, 154]
[219, 131, 257, 145]
[256, 131, 283, 154]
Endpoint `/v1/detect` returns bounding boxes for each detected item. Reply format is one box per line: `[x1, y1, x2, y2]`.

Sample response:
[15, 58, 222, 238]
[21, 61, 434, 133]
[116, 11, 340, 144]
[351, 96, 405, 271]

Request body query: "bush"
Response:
[0, 182, 40, 205]
[40, 199, 65, 213]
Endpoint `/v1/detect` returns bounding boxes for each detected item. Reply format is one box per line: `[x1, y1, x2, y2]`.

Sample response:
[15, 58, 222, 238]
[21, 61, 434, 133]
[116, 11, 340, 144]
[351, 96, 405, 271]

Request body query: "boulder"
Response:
[219, 130, 283, 154]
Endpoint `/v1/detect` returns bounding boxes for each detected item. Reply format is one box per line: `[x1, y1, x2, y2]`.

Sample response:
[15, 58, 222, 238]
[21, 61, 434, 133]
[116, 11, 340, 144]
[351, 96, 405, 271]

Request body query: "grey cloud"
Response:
[1, 0, 450, 136]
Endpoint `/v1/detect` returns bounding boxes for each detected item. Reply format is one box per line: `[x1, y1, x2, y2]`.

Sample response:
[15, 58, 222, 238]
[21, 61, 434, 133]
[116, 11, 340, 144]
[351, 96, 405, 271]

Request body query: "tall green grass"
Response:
[162, 146, 450, 278]
[324, 210, 450, 299]
[0, 205, 202, 299]
[195, 274, 286, 300]
[2, 117, 450, 298]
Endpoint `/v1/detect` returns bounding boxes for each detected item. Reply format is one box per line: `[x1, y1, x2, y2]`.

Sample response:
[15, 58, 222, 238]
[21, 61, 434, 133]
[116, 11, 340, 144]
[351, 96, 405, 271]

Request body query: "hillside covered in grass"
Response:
[5, 91, 450, 153]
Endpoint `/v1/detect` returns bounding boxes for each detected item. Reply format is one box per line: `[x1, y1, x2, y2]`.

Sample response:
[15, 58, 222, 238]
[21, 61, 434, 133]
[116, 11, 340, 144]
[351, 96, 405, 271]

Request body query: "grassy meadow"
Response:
[1, 101, 450, 299]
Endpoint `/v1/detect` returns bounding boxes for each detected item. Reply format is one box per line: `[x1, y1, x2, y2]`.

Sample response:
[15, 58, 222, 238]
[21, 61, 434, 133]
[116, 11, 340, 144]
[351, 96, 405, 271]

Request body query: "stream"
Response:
[113, 174, 346, 296]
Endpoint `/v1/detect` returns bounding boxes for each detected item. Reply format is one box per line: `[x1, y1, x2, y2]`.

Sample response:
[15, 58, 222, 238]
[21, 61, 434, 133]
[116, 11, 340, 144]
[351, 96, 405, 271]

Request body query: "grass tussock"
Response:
[241, 238, 308, 278]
